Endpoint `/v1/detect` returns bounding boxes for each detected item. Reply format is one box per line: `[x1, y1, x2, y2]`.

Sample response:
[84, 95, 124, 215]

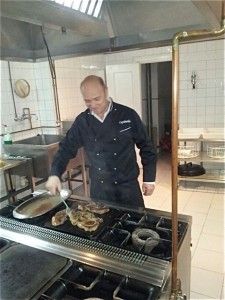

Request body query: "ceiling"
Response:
[0, 0, 224, 61]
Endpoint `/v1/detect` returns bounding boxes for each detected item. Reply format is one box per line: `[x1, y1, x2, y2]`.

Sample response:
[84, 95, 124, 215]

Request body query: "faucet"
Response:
[15, 108, 38, 129]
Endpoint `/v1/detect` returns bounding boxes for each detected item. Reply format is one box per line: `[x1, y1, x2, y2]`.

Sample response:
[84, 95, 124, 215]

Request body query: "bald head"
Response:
[80, 75, 109, 117]
[80, 75, 107, 90]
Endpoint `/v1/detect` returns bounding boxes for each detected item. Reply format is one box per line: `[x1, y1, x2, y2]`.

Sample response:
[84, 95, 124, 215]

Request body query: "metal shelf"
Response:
[179, 152, 225, 163]
[178, 137, 225, 184]
[178, 170, 225, 183]
[178, 137, 225, 143]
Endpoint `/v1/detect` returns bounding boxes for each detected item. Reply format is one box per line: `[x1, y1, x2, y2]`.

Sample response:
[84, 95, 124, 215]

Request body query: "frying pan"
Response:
[13, 190, 71, 219]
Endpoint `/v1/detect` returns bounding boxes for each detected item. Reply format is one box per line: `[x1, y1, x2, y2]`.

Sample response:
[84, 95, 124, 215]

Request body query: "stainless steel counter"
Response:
[0, 158, 34, 203]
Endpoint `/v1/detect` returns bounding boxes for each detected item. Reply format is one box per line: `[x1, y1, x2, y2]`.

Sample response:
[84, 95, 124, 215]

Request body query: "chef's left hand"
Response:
[142, 183, 155, 196]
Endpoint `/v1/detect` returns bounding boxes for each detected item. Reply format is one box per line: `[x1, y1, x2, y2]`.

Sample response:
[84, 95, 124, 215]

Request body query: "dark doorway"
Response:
[141, 61, 172, 153]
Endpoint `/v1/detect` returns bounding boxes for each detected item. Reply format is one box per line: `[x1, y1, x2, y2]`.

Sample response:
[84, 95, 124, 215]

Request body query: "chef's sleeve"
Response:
[132, 110, 157, 182]
[50, 118, 83, 178]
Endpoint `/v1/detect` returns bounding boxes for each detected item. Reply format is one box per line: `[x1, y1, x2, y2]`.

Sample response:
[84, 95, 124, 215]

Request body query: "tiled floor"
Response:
[141, 154, 225, 299]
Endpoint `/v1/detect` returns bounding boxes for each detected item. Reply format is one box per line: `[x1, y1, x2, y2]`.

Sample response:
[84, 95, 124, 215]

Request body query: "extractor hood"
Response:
[0, 0, 223, 61]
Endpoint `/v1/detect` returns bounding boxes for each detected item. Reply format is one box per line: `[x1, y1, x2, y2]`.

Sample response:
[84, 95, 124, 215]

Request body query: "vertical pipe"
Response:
[8, 61, 18, 120]
[171, 17, 225, 294]
[171, 36, 179, 292]
[41, 27, 61, 126]
[146, 64, 153, 138]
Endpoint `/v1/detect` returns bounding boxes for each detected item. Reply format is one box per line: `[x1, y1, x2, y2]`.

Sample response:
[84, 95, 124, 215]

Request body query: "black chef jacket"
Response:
[50, 101, 156, 208]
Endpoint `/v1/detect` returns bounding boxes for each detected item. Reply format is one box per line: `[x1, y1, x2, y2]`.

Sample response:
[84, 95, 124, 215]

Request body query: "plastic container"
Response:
[3, 125, 12, 144]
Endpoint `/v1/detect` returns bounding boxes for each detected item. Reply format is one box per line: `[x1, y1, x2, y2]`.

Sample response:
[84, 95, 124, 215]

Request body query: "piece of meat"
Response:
[69, 209, 102, 232]
[77, 219, 101, 232]
[78, 202, 109, 215]
[69, 210, 80, 225]
[51, 209, 67, 226]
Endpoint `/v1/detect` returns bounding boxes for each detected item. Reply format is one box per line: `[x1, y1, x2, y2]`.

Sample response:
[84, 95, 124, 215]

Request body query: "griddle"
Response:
[44, 205, 123, 239]
[0, 243, 71, 300]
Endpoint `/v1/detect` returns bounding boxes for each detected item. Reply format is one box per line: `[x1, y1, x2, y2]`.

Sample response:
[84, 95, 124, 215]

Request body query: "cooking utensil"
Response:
[178, 162, 205, 176]
[60, 189, 72, 216]
[13, 191, 62, 219]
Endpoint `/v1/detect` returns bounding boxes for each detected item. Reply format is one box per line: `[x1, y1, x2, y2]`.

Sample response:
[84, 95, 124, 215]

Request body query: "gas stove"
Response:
[0, 196, 191, 298]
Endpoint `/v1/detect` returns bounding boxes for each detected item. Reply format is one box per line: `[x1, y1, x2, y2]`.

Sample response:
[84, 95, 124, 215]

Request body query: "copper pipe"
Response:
[171, 17, 225, 293]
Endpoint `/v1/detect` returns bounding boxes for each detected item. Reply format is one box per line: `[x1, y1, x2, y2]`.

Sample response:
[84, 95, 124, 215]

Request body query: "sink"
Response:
[4, 134, 64, 178]
[14, 134, 64, 147]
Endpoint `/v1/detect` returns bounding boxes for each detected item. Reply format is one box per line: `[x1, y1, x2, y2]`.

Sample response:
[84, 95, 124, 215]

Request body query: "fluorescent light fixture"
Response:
[87, 0, 97, 15]
[63, 0, 73, 7]
[55, 0, 64, 4]
[81, 64, 99, 69]
[93, 0, 103, 17]
[72, 0, 82, 10]
[80, 0, 89, 13]
[53, 0, 102, 17]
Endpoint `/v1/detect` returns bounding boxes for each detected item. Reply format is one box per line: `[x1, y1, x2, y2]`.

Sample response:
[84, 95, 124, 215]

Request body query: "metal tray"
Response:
[13, 192, 64, 219]
[0, 243, 71, 300]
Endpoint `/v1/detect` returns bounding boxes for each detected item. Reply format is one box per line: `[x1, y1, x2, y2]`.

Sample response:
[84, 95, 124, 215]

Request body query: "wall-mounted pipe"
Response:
[170, 10, 225, 297]
[41, 27, 61, 127]
[7, 61, 19, 120]
[0, 125, 61, 137]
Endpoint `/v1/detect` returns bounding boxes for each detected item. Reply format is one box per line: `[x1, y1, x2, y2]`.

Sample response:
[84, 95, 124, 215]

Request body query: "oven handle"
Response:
[113, 277, 128, 300]
[65, 270, 104, 291]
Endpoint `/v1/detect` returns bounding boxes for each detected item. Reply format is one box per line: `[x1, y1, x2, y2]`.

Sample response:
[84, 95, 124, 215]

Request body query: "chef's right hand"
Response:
[46, 176, 61, 195]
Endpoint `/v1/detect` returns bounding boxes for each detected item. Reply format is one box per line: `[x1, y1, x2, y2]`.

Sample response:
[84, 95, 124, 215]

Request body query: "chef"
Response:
[46, 75, 156, 208]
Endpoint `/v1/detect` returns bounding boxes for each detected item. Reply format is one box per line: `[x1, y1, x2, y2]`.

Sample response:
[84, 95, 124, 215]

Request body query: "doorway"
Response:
[141, 61, 172, 153]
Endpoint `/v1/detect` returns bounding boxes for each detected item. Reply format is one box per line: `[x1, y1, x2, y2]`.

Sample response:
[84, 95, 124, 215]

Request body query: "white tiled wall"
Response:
[1, 39, 224, 144]
[0, 61, 41, 136]
[105, 39, 224, 128]
[179, 39, 225, 128]
[55, 54, 105, 120]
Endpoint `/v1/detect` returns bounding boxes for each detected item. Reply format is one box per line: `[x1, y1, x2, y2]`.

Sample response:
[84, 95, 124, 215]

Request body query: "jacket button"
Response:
[95, 138, 97, 142]
[100, 180, 104, 183]
[96, 153, 100, 156]
[114, 181, 118, 184]
[114, 167, 117, 171]
[114, 152, 117, 156]
[113, 137, 117, 141]
[98, 168, 101, 170]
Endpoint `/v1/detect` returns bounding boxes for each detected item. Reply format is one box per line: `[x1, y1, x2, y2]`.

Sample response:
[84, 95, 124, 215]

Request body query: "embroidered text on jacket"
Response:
[119, 120, 131, 124]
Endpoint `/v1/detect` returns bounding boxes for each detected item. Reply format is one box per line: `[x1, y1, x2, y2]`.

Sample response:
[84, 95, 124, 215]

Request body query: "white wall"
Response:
[0, 54, 105, 146]
[105, 39, 225, 128]
[1, 38, 223, 146]
[0, 61, 41, 136]
[55, 54, 105, 121]
[179, 39, 224, 128]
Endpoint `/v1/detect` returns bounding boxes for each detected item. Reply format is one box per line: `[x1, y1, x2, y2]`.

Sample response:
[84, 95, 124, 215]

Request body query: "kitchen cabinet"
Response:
[178, 135, 225, 184]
